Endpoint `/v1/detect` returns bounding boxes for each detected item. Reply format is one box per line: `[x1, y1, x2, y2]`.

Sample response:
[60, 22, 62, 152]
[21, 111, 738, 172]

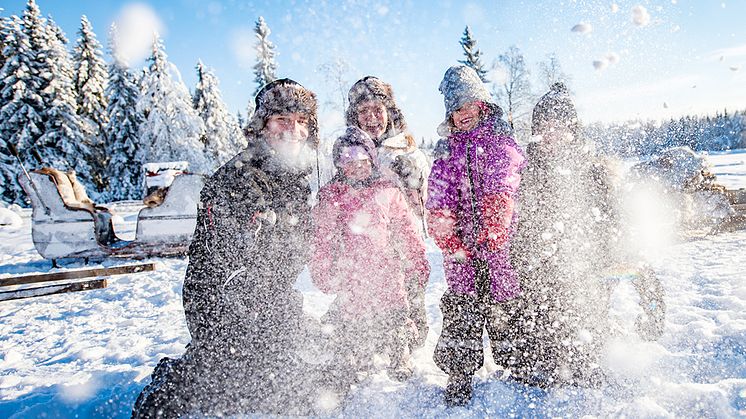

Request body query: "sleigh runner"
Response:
[19, 166, 205, 264]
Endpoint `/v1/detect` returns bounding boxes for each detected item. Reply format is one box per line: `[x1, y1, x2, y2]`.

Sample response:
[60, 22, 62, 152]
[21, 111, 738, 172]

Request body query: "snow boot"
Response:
[444, 374, 472, 407]
[387, 358, 414, 382]
[387, 344, 414, 382]
[132, 357, 190, 419]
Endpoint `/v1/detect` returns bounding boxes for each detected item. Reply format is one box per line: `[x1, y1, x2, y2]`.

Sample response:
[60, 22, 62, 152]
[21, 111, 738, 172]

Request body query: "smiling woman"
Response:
[355, 100, 389, 139]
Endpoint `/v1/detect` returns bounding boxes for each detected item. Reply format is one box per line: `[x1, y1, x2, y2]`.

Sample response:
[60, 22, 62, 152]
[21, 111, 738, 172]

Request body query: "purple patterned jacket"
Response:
[426, 116, 526, 301]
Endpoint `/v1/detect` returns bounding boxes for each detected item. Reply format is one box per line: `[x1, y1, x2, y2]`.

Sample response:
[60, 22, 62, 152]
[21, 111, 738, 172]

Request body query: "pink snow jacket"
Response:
[426, 115, 526, 301]
[311, 177, 430, 319]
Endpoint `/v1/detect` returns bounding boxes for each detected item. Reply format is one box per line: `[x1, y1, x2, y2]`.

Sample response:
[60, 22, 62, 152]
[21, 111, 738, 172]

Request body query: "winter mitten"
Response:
[428, 209, 470, 259]
[476, 193, 514, 251]
[392, 155, 423, 190]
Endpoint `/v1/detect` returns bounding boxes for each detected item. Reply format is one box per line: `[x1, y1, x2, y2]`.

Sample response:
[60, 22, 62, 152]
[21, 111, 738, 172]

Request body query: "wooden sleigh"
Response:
[18, 169, 205, 265]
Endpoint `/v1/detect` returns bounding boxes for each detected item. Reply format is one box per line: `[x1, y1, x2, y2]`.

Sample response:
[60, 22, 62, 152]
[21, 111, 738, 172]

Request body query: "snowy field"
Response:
[0, 151, 745, 418]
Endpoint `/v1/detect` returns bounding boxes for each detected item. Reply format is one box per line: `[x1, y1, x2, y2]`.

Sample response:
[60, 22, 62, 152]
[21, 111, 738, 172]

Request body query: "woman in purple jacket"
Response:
[426, 65, 526, 406]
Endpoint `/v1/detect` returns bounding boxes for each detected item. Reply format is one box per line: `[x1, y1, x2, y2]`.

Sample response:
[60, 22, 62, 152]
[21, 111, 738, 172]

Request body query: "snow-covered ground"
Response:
[0, 151, 745, 418]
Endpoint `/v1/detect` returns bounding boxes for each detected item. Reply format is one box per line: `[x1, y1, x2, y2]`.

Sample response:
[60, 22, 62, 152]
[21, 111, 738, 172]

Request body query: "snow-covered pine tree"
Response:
[137, 34, 207, 172]
[72, 15, 108, 192]
[253, 16, 277, 95]
[0, 16, 40, 205]
[0, 16, 10, 204]
[459, 25, 488, 83]
[103, 23, 143, 201]
[1, 1, 95, 201]
[11, 0, 49, 170]
[245, 100, 255, 127]
[0, 16, 6, 71]
[236, 110, 245, 130]
[38, 14, 95, 191]
[193, 60, 245, 171]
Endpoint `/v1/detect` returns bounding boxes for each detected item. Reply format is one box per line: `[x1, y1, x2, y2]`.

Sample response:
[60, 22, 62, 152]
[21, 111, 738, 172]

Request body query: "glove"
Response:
[391, 155, 423, 190]
[428, 209, 470, 260]
[476, 193, 514, 251]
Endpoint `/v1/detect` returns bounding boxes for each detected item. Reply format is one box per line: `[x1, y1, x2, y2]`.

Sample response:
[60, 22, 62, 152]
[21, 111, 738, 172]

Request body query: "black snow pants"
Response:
[433, 259, 518, 378]
[319, 305, 413, 391]
[131, 343, 325, 418]
[407, 279, 429, 350]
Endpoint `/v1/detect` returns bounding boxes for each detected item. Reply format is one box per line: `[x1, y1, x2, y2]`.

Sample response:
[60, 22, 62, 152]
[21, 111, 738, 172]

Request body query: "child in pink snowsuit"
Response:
[311, 127, 430, 384]
[427, 66, 526, 406]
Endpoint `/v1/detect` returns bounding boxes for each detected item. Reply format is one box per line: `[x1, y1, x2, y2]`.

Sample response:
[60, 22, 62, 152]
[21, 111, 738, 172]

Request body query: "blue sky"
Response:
[2, 0, 745, 142]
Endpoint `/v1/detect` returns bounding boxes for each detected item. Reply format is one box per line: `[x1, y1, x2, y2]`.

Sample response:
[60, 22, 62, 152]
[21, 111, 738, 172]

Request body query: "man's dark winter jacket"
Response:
[507, 141, 619, 386]
[132, 138, 320, 418]
[182, 137, 313, 359]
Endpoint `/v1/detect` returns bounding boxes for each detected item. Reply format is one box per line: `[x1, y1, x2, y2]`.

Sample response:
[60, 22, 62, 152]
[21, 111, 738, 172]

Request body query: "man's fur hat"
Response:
[245, 78, 319, 148]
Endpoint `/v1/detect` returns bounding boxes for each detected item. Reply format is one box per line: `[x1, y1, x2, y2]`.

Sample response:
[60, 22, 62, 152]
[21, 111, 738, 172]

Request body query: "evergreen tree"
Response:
[735, 110, 746, 148]
[0, 16, 40, 204]
[137, 35, 207, 172]
[13, 0, 50, 168]
[0, 16, 7, 71]
[236, 110, 245, 129]
[458, 25, 488, 83]
[193, 60, 245, 171]
[103, 23, 143, 201]
[45, 17, 76, 110]
[72, 15, 108, 192]
[0, 0, 95, 203]
[253, 16, 277, 95]
[39, 14, 94, 189]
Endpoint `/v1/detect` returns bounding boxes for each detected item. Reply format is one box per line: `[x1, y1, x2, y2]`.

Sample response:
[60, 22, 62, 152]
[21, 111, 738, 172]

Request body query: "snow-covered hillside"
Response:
[0, 151, 744, 417]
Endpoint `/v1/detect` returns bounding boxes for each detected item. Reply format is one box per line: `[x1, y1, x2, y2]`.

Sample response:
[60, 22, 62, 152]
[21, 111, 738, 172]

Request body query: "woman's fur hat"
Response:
[345, 76, 407, 139]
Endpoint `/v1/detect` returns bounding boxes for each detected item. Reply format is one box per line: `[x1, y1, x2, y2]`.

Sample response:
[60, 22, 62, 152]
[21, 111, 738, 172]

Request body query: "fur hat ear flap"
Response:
[245, 78, 320, 148]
